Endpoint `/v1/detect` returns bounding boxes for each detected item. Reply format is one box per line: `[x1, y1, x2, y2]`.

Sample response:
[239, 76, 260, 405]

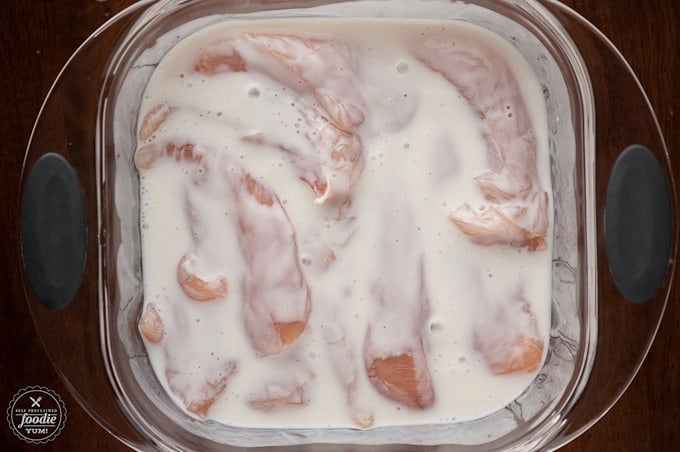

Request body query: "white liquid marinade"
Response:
[136, 18, 553, 430]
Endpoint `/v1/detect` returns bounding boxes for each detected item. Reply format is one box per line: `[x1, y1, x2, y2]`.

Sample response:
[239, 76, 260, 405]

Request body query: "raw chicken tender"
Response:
[195, 32, 366, 203]
[363, 205, 435, 409]
[139, 300, 239, 418]
[231, 173, 311, 356]
[248, 365, 312, 412]
[243, 99, 364, 204]
[166, 360, 238, 417]
[414, 31, 549, 251]
[473, 289, 544, 375]
[176, 253, 229, 301]
[324, 321, 375, 428]
[138, 303, 164, 344]
[194, 32, 365, 130]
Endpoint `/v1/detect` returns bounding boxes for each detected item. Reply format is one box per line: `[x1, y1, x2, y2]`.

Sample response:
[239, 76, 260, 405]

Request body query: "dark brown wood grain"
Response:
[1, 1, 677, 450]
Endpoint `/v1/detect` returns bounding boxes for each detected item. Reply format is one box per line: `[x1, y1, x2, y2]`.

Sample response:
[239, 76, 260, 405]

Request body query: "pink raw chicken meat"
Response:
[138, 302, 164, 344]
[249, 382, 305, 411]
[176, 253, 229, 301]
[243, 99, 364, 204]
[194, 32, 364, 130]
[414, 32, 549, 251]
[135, 132, 311, 356]
[194, 32, 366, 203]
[138, 102, 172, 142]
[166, 359, 238, 418]
[247, 356, 314, 412]
[473, 288, 544, 375]
[228, 172, 311, 357]
[363, 205, 435, 409]
[176, 185, 231, 302]
[134, 140, 206, 171]
[135, 135, 229, 301]
[139, 301, 238, 418]
[324, 322, 375, 428]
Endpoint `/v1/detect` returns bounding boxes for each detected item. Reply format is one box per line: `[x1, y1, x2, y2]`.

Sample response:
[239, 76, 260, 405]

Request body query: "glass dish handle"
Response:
[17, 1, 160, 449]
[540, 1, 677, 449]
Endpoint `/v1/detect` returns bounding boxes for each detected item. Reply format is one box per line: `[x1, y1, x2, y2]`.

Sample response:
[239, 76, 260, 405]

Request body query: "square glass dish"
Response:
[19, 1, 675, 450]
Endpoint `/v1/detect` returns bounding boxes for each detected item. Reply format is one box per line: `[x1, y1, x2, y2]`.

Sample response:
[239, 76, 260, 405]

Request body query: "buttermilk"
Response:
[135, 18, 552, 429]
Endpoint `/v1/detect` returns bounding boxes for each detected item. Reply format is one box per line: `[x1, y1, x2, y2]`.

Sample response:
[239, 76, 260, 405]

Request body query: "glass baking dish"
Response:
[19, 0, 676, 450]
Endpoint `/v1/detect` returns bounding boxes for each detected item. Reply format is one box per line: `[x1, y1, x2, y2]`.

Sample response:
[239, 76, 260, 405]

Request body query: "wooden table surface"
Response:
[1, 0, 677, 450]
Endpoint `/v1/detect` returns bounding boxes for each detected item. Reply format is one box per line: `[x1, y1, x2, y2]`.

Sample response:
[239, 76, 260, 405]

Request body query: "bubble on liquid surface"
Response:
[248, 87, 261, 98]
[430, 320, 444, 334]
[396, 61, 409, 74]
